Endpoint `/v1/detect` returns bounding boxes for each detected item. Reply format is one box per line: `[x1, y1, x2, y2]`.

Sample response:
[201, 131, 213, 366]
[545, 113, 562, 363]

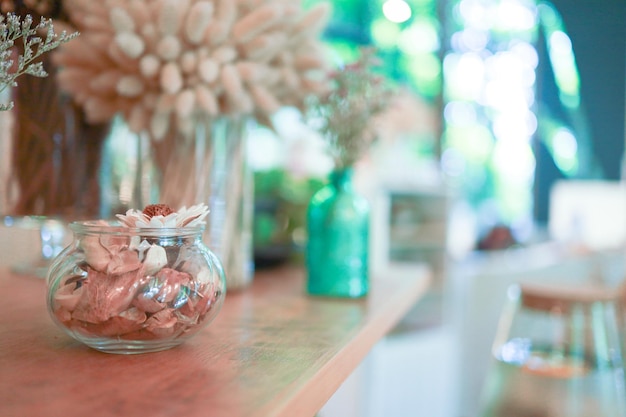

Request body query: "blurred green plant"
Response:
[253, 169, 325, 266]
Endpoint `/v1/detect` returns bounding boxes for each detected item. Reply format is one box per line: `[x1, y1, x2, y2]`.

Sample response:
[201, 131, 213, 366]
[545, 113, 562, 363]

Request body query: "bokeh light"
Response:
[382, 0, 412, 23]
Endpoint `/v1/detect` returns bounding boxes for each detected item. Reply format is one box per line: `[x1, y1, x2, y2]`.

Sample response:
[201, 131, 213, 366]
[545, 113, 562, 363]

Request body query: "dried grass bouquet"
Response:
[306, 48, 394, 170]
[53, 0, 333, 138]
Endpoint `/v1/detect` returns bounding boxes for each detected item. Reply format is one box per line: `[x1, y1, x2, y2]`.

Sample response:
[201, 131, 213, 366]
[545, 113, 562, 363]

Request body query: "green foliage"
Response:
[253, 169, 325, 253]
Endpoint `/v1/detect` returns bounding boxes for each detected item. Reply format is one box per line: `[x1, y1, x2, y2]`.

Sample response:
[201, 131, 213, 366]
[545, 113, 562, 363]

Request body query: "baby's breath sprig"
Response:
[0, 12, 78, 110]
[307, 48, 394, 170]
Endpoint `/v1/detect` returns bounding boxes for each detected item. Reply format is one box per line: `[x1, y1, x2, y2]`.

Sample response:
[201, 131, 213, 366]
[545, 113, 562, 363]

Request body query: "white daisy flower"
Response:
[116, 203, 209, 228]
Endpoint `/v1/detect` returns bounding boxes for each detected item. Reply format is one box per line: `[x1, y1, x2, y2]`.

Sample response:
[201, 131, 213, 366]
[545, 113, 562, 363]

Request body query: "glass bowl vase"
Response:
[46, 221, 226, 354]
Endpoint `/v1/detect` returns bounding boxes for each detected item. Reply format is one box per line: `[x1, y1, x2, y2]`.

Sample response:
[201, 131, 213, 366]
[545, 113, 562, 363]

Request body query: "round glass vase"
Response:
[306, 168, 369, 298]
[46, 221, 226, 354]
[479, 283, 626, 417]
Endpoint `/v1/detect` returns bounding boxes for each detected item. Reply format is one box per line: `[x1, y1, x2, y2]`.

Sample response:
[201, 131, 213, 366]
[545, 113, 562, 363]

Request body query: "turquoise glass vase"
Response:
[306, 168, 369, 298]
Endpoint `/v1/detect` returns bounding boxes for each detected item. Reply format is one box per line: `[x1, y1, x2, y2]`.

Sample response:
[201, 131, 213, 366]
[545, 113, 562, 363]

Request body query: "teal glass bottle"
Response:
[306, 168, 369, 297]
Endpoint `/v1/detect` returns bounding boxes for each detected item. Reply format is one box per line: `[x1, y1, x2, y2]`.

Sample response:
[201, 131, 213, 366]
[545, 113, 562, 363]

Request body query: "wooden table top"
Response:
[0, 265, 430, 417]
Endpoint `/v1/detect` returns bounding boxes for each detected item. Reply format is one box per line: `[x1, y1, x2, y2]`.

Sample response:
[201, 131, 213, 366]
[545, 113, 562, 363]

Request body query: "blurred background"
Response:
[250, 0, 625, 265]
[244, 0, 624, 416]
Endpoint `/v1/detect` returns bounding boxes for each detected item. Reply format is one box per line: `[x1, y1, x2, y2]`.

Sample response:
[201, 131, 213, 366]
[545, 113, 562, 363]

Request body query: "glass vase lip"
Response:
[68, 220, 205, 237]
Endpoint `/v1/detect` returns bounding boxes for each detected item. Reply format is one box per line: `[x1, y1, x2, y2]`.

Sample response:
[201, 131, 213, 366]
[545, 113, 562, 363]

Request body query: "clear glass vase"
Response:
[106, 115, 255, 291]
[479, 283, 626, 417]
[46, 221, 226, 354]
[0, 54, 110, 276]
[306, 168, 370, 298]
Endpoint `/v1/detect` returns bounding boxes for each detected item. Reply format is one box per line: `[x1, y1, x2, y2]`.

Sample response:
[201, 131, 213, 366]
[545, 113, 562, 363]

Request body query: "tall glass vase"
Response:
[306, 167, 370, 298]
[0, 55, 110, 276]
[106, 115, 255, 291]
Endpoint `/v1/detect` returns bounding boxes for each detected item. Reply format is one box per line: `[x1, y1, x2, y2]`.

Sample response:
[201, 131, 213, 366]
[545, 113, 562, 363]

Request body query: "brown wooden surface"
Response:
[0, 265, 430, 417]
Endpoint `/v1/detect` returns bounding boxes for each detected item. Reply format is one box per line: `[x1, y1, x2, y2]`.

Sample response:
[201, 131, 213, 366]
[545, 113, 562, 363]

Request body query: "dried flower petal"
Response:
[175, 89, 195, 119]
[138, 214, 178, 228]
[185, 1, 214, 44]
[110, 7, 136, 33]
[143, 244, 168, 275]
[81, 234, 111, 272]
[115, 32, 145, 59]
[160, 61, 183, 94]
[180, 51, 198, 73]
[71, 267, 143, 323]
[146, 308, 177, 337]
[154, 267, 191, 302]
[54, 281, 84, 311]
[147, 113, 168, 141]
[198, 57, 219, 83]
[116, 75, 145, 97]
[175, 204, 210, 227]
[157, 35, 182, 61]
[195, 84, 219, 115]
[90, 308, 147, 337]
[107, 249, 142, 275]
[134, 290, 166, 313]
[139, 54, 161, 78]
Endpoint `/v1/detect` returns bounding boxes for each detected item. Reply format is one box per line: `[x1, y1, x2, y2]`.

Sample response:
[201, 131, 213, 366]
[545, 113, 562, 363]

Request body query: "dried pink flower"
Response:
[53, 265, 220, 340]
[71, 267, 144, 324]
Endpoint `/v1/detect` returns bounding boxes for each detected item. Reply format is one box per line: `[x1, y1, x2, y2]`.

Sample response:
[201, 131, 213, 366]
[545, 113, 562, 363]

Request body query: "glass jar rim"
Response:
[69, 220, 205, 237]
[517, 282, 619, 312]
